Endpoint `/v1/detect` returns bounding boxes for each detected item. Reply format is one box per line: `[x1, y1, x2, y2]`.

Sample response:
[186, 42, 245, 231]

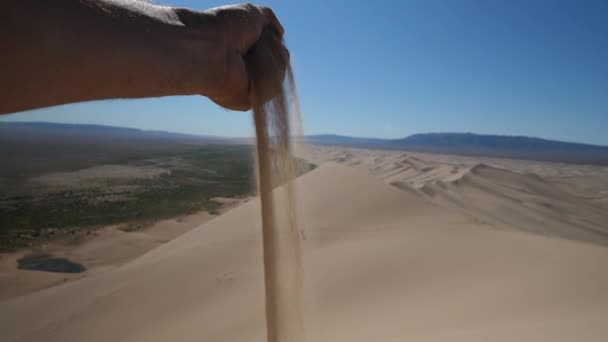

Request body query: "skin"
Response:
[0, 0, 287, 114]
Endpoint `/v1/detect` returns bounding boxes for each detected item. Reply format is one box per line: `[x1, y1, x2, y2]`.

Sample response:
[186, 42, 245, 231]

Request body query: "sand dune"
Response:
[303, 145, 608, 246]
[2, 161, 608, 341]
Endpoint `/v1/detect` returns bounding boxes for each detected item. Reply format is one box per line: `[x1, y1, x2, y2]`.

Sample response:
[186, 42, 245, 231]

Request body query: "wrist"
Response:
[110, 6, 229, 99]
[89, 3, 224, 98]
[1, 0, 232, 113]
[63, 1, 226, 99]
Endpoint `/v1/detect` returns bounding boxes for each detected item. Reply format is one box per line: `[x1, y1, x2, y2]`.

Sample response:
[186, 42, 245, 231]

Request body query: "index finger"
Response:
[259, 6, 285, 38]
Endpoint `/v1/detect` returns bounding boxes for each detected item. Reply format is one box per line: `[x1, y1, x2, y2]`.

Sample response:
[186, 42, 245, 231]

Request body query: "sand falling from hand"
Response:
[246, 28, 305, 342]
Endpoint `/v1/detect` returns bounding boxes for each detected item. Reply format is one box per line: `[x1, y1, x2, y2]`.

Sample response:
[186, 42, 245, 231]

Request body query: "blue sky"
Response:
[2, 0, 608, 145]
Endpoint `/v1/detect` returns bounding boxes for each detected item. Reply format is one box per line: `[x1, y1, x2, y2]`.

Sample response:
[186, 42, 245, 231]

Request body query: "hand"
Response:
[179, 4, 288, 111]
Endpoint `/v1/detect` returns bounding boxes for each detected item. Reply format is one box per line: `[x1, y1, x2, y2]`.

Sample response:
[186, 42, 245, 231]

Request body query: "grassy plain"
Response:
[0, 141, 314, 252]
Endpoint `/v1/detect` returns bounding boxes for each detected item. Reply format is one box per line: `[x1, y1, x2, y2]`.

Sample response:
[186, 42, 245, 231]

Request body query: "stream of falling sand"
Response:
[247, 28, 305, 342]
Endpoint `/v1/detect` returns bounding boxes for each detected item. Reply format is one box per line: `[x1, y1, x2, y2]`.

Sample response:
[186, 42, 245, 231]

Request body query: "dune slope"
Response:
[305, 146, 608, 246]
[2, 163, 608, 341]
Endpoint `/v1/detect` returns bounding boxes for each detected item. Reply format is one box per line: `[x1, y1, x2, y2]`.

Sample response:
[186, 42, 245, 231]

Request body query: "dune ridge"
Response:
[303, 145, 608, 246]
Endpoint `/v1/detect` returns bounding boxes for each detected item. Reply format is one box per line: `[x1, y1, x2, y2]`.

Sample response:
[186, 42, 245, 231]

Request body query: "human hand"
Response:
[177, 4, 289, 111]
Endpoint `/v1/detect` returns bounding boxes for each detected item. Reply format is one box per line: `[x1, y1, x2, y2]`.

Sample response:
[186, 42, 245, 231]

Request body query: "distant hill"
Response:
[304, 134, 387, 146]
[0, 122, 221, 142]
[306, 133, 608, 165]
[2, 122, 606, 165]
[0, 122, 225, 182]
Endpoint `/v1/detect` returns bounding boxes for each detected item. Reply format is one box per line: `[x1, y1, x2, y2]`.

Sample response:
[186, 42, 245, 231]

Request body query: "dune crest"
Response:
[303, 145, 608, 246]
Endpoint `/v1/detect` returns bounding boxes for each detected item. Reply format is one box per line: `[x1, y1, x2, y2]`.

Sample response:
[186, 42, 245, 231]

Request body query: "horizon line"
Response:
[1, 120, 607, 148]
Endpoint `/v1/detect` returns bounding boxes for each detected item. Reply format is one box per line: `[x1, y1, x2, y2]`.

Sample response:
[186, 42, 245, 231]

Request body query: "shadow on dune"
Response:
[17, 253, 86, 273]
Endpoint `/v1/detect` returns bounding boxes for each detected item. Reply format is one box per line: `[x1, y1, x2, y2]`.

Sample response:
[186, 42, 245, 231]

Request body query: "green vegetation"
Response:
[0, 144, 315, 252]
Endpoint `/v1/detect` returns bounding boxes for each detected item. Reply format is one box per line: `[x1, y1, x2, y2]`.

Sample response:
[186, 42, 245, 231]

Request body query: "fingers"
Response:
[258, 6, 284, 38]
[203, 4, 287, 111]
[244, 27, 289, 106]
[210, 97, 251, 112]
[210, 52, 251, 111]
[216, 27, 289, 111]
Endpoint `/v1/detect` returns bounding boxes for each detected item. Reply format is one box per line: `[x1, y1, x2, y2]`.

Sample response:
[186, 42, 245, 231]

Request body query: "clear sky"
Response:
[2, 0, 607, 145]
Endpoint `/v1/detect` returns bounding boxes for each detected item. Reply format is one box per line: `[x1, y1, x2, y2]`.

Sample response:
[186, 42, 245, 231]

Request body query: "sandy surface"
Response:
[0, 198, 245, 301]
[301, 145, 608, 246]
[2, 147, 608, 341]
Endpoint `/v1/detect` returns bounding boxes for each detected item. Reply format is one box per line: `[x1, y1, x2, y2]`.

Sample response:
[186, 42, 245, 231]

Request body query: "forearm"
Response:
[0, 0, 223, 114]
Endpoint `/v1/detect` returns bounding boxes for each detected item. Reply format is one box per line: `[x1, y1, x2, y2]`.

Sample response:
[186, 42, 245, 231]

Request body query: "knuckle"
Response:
[243, 3, 258, 12]
[259, 5, 272, 13]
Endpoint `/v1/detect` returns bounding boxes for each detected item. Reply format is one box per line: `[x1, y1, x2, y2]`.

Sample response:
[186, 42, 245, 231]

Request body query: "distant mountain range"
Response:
[0, 122, 228, 183]
[0, 122, 222, 142]
[305, 133, 608, 165]
[1, 122, 607, 165]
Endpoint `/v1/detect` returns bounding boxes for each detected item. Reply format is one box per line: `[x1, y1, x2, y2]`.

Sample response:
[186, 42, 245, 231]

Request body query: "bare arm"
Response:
[0, 0, 285, 114]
